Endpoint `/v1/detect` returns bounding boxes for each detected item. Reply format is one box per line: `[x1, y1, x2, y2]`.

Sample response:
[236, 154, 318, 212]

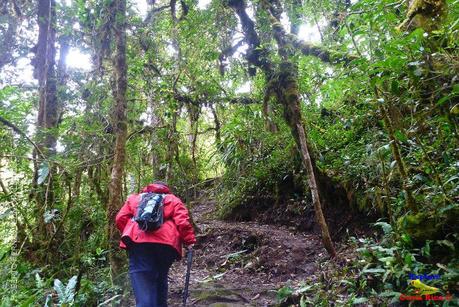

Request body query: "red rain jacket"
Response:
[115, 183, 196, 258]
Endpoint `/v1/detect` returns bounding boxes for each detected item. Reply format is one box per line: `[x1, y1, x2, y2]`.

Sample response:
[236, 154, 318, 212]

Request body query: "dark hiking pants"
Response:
[128, 243, 178, 307]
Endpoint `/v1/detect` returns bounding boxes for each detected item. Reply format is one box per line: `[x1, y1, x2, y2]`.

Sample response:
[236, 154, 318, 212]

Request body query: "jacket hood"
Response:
[141, 183, 171, 194]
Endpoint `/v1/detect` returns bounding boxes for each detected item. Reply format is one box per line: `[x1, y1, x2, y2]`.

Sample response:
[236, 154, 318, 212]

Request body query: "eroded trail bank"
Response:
[165, 199, 338, 306]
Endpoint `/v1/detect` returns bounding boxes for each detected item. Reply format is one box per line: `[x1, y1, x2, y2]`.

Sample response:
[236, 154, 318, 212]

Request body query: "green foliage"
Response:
[0, 0, 458, 304]
[216, 105, 305, 219]
[277, 285, 294, 303]
[37, 162, 50, 185]
[275, 220, 458, 305]
[53, 276, 78, 306]
[346, 221, 459, 305]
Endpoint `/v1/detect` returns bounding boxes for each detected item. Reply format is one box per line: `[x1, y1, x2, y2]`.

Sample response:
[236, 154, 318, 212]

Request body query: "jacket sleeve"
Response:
[171, 197, 196, 245]
[115, 196, 134, 232]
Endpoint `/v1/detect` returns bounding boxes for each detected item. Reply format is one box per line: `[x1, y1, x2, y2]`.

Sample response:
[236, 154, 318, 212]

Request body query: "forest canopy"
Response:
[0, 0, 458, 305]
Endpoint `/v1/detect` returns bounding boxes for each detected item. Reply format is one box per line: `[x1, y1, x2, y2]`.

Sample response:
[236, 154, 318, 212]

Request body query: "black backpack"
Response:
[134, 193, 165, 231]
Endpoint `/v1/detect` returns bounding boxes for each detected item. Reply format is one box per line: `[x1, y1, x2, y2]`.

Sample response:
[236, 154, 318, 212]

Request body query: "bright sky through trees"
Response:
[14, 0, 323, 78]
[66, 48, 92, 71]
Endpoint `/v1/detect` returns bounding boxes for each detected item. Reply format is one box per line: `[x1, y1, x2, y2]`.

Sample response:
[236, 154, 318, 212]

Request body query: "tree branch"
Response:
[264, 6, 358, 64]
[219, 39, 245, 75]
[144, 4, 170, 25]
[227, 0, 274, 75]
[0, 115, 45, 159]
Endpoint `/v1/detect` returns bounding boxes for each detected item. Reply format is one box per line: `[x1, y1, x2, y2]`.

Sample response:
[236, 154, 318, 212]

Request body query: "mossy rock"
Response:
[398, 212, 442, 244]
[192, 285, 250, 306]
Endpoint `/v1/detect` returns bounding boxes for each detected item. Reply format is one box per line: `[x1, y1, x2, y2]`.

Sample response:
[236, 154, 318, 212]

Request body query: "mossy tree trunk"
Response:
[263, 0, 336, 256]
[186, 102, 201, 187]
[31, 0, 59, 261]
[228, 0, 336, 257]
[210, 104, 223, 150]
[165, 103, 180, 182]
[106, 0, 128, 281]
[276, 62, 336, 257]
[44, 35, 70, 260]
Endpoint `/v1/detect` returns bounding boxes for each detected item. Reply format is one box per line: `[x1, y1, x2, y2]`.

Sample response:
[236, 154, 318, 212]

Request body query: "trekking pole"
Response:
[183, 247, 193, 307]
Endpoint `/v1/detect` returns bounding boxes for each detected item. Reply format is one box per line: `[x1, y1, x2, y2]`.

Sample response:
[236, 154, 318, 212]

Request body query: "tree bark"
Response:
[30, 0, 59, 261]
[147, 89, 162, 179]
[43, 35, 70, 259]
[186, 103, 200, 186]
[210, 104, 222, 149]
[106, 0, 128, 281]
[275, 61, 336, 257]
[262, 88, 278, 133]
[166, 103, 180, 182]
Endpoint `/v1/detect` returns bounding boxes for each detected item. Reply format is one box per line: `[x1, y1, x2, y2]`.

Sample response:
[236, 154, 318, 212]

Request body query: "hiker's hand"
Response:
[186, 244, 194, 250]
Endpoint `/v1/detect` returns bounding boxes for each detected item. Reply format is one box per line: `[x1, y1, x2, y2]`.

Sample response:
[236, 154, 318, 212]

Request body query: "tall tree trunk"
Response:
[44, 36, 70, 259]
[266, 2, 336, 257]
[275, 62, 336, 257]
[262, 89, 278, 133]
[166, 104, 180, 182]
[57, 35, 70, 90]
[186, 103, 200, 186]
[267, 0, 335, 256]
[31, 0, 59, 260]
[147, 90, 162, 179]
[210, 104, 222, 150]
[106, 0, 128, 281]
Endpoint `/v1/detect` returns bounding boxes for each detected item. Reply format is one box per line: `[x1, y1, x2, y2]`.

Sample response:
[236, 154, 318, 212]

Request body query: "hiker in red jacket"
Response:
[116, 181, 196, 307]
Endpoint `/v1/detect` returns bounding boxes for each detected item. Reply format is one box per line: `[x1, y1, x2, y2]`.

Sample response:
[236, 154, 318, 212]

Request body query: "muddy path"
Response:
[164, 198, 333, 307]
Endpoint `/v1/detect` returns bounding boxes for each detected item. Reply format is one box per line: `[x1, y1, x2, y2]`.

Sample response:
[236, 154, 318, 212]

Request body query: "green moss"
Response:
[398, 212, 442, 244]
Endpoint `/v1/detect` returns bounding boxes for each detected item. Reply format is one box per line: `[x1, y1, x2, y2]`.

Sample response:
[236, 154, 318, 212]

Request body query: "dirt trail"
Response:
[166, 198, 330, 306]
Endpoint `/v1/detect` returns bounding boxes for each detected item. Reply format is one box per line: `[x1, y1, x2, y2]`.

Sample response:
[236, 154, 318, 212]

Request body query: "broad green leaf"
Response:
[0, 208, 13, 220]
[401, 234, 412, 245]
[300, 296, 307, 307]
[404, 253, 413, 265]
[378, 256, 394, 264]
[363, 268, 385, 273]
[277, 286, 293, 302]
[394, 130, 408, 142]
[374, 222, 392, 234]
[37, 162, 50, 185]
[54, 278, 65, 300]
[437, 240, 455, 251]
[352, 297, 368, 304]
[437, 95, 451, 106]
[379, 291, 401, 297]
[64, 275, 78, 303]
[439, 203, 459, 213]
[35, 273, 45, 289]
[295, 285, 313, 294]
[19, 296, 36, 307]
[451, 104, 459, 115]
